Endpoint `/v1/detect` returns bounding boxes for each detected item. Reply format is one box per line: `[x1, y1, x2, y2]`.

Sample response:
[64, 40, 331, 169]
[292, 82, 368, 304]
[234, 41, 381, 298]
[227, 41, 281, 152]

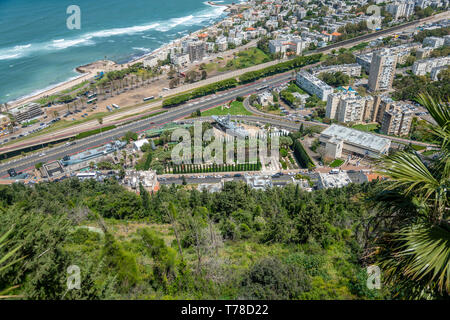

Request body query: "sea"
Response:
[0, 0, 241, 104]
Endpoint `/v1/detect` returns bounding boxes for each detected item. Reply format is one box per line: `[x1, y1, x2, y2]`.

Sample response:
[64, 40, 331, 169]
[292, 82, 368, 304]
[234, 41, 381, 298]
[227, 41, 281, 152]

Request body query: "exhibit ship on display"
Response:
[61, 140, 126, 166]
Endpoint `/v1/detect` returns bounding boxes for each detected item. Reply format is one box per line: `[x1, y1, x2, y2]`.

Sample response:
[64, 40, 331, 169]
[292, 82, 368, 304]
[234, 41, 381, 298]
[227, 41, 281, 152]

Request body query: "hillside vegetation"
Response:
[0, 180, 387, 299]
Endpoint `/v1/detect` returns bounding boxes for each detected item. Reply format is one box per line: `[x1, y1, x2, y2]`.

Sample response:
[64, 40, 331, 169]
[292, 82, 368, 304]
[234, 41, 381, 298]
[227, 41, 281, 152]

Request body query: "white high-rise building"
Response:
[326, 91, 375, 123]
[368, 49, 397, 92]
[386, 1, 415, 20]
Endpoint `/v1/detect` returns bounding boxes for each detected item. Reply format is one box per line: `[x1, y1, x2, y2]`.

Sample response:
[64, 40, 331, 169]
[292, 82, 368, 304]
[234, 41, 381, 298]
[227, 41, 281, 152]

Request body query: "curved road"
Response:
[1, 12, 446, 177]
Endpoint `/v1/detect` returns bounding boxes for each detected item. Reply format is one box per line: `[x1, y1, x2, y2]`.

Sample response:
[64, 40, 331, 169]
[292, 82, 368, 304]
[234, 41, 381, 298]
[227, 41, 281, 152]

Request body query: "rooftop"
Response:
[321, 124, 391, 153]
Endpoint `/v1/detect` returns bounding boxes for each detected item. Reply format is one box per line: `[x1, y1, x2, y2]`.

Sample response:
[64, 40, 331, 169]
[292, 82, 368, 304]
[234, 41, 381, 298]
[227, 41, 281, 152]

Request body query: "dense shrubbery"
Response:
[0, 178, 386, 299]
[393, 72, 450, 102]
[413, 27, 450, 43]
[318, 71, 350, 87]
[163, 78, 238, 107]
[323, 51, 356, 66]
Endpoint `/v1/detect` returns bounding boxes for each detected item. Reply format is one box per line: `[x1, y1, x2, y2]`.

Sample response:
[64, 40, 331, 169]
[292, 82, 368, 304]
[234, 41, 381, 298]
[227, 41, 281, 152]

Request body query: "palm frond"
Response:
[377, 152, 447, 216]
[379, 223, 450, 296]
[0, 227, 24, 299]
[415, 93, 450, 150]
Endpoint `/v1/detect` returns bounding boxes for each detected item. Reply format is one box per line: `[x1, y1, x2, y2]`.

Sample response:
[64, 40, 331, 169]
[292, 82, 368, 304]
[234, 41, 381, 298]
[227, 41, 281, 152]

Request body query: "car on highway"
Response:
[39, 152, 46, 157]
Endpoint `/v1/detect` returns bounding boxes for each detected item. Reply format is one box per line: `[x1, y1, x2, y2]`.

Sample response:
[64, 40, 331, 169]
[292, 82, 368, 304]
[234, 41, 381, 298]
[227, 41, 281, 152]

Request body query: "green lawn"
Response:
[219, 48, 271, 72]
[352, 123, 379, 132]
[287, 82, 307, 94]
[410, 144, 426, 151]
[201, 101, 253, 116]
[329, 159, 344, 168]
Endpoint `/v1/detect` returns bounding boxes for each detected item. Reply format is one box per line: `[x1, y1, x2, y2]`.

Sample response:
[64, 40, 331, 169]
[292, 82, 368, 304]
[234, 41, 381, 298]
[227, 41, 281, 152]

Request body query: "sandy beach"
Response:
[8, 2, 238, 108]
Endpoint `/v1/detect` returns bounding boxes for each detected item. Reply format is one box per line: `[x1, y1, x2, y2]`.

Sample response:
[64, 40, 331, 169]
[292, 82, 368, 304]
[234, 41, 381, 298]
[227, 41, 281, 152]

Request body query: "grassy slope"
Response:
[201, 101, 253, 116]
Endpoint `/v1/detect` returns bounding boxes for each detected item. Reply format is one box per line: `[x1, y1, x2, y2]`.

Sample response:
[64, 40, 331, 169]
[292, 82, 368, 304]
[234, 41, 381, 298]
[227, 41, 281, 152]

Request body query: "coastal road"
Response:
[2, 11, 447, 175]
[0, 60, 438, 178]
[0, 73, 296, 177]
[3, 11, 448, 155]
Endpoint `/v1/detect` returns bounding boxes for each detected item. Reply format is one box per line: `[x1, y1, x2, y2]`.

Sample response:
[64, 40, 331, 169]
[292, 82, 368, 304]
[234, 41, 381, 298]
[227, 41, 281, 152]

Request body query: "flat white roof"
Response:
[321, 124, 391, 153]
[133, 139, 149, 149]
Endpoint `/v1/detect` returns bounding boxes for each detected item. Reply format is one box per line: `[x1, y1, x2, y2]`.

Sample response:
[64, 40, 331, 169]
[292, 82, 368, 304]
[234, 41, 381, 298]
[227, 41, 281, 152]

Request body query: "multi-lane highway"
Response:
[3, 11, 448, 155]
[0, 73, 294, 177]
[1, 11, 446, 177]
[0, 63, 437, 178]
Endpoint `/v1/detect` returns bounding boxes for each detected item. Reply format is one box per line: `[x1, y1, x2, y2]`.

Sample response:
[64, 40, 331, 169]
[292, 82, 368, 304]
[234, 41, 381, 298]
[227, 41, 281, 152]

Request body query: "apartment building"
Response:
[368, 49, 398, 92]
[171, 53, 190, 67]
[296, 71, 334, 101]
[9, 103, 43, 123]
[423, 36, 445, 48]
[386, 1, 415, 20]
[416, 47, 434, 59]
[310, 63, 362, 77]
[380, 103, 413, 137]
[412, 56, 450, 76]
[430, 65, 448, 80]
[326, 91, 375, 123]
[269, 38, 305, 56]
[143, 56, 159, 68]
[187, 41, 206, 62]
[357, 43, 420, 71]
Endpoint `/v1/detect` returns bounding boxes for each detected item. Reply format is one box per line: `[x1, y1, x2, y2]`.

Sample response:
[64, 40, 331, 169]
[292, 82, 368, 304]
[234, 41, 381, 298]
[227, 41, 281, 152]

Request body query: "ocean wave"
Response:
[0, 3, 226, 61]
[86, 22, 161, 39]
[133, 47, 152, 52]
[0, 44, 33, 61]
[50, 38, 95, 50]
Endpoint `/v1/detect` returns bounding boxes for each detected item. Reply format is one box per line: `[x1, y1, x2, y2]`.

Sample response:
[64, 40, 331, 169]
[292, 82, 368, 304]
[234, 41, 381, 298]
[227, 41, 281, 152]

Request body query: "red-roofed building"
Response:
[331, 31, 342, 41]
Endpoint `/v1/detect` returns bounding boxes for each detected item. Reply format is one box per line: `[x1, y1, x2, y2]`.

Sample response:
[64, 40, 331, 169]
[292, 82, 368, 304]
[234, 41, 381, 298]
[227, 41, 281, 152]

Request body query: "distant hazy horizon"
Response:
[0, 0, 239, 103]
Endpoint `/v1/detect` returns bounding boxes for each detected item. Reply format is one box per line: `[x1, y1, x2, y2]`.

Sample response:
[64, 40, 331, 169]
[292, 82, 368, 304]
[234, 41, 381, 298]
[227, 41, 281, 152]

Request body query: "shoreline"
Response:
[8, 2, 237, 108]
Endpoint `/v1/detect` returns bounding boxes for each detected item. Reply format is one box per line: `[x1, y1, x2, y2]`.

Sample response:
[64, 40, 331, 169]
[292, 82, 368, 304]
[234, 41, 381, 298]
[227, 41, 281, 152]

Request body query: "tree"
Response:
[299, 123, 304, 134]
[0, 226, 24, 299]
[371, 92, 450, 298]
[168, 203, 183, 260]
[123, 131, 138, 142]
[239, 257, 311, 299]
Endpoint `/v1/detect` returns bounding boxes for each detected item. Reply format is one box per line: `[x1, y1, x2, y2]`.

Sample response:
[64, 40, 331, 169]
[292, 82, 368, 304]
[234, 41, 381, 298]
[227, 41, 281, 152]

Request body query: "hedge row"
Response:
[162, 53, 322, 107]
[169, 162, 262, 174]
[292, 139, 315, 169]
[163, 78, 239, 107]
[75, 125, 116, 139]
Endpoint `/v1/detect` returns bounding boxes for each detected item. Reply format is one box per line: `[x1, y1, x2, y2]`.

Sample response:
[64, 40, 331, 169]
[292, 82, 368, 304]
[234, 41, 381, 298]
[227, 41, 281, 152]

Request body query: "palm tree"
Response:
[371, 92, 449, 299]
[0, 226, 25, 299]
